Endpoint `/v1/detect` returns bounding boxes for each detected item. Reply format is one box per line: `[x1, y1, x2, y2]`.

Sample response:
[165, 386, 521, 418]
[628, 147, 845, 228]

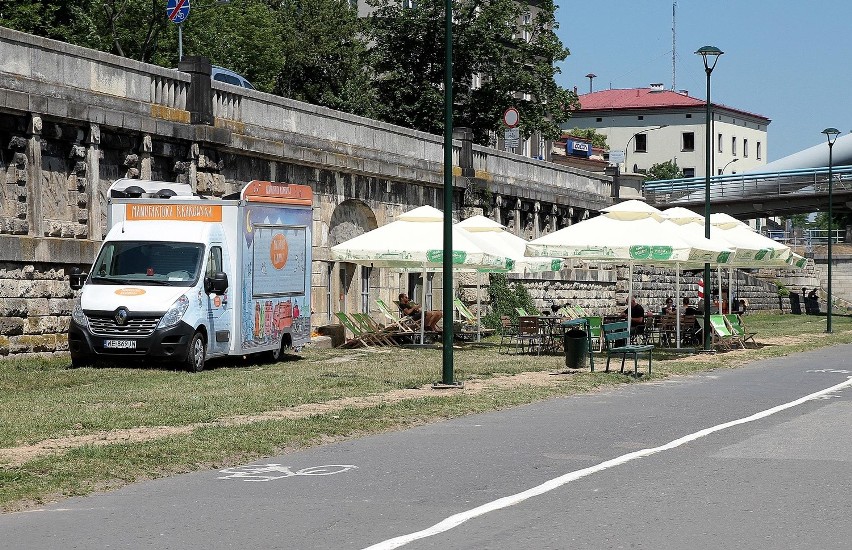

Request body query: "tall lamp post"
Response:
[822, 127, 840, 333]
[696, 45, 723, 351]
[721, 158, 739, 174]
[623, 125, 667, 174]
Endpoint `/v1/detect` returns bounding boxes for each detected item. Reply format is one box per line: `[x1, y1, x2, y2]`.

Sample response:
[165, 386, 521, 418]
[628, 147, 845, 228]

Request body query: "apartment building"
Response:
[567, 85, 771, 177]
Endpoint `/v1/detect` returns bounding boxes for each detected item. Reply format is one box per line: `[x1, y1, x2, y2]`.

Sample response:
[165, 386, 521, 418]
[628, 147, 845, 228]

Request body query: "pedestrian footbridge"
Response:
[645, 133, 852, 219]
[645, 165, 852, 218]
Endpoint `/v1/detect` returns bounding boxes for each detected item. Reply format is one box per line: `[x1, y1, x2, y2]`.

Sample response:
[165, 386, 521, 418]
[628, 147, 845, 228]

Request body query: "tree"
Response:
[366, 0, 579, 144]
[273, 1, 376, 116]
[565, 128, 608, 150]
[645, 160, 683, 181]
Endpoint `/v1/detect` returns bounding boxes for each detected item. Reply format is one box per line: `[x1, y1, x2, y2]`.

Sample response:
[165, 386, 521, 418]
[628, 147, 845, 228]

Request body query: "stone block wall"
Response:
[0, 236, 96, 357]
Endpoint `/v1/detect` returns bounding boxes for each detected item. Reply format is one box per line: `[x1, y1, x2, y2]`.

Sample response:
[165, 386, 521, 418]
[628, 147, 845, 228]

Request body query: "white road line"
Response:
[362, 377, 852, 550]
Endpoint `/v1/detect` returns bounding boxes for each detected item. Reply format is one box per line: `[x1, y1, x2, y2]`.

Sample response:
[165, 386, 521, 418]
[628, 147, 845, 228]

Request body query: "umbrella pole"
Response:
[420, 264, 426, 345]
[627, 262, 634, 338]
[476, 274, 481, 342]
[728, 268, 734, 313]
[676, 263, 681, 349]
[717, 265, 722, 313]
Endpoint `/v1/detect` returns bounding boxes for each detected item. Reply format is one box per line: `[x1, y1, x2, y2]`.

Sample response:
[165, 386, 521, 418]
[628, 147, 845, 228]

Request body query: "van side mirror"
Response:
[205, 272, 228, 294]
[69, 267, 88, 290]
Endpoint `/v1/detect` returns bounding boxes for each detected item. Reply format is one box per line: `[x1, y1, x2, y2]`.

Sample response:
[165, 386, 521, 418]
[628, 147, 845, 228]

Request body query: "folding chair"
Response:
[586, 315, 603, 351]
[376, 298, 417, 332]
[497, 315, 518, 354]
[453, 298, 494, 339]
[515, 316, 544, 355]
[725, 314, 757, 348]
[350, 313, 398, 346]
[709, 314, 735, 350]
[334, 312, 385, 348]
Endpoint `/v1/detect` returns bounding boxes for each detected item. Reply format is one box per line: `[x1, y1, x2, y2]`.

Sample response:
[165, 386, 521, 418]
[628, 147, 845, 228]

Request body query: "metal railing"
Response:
[644, 166, 852, 205]
[765, 229, 845, 246]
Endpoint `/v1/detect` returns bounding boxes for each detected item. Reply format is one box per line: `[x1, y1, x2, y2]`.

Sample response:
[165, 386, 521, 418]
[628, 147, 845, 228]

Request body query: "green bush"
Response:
[482, 273, 538, 332]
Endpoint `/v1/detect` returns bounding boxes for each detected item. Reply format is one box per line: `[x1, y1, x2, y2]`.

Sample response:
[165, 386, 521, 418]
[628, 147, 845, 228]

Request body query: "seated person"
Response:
[682, 297, 700, 315]
[621, 298, 645, 336]
[661, 297, 676, 315]
[398, 293, 443, 332]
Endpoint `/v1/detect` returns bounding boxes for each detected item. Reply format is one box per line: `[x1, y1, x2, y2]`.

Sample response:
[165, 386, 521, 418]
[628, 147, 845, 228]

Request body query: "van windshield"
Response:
[90, 241, 204, 287]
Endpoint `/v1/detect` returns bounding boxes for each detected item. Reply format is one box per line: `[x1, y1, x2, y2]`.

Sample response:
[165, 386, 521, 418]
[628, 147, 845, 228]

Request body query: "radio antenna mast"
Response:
[672, 1, 677, 90]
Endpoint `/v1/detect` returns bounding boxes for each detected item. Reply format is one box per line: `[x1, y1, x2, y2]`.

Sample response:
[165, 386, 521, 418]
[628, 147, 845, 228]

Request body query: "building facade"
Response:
[566, 85, 771, 177]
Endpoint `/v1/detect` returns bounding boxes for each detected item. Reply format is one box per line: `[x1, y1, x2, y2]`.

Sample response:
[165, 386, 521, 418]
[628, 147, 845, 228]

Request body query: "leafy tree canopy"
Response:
[565, 128, 608, 150]
[645, 160, 683, 181]
[367, 0, 578, 144]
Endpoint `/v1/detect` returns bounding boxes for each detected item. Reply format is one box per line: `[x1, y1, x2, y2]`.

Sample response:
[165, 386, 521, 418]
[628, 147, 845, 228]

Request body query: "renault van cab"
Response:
[69, 179, 312, 371]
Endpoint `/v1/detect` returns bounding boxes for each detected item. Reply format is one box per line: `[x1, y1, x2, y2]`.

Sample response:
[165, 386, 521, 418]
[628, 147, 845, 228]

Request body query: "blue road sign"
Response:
[167, 0, 191, 24]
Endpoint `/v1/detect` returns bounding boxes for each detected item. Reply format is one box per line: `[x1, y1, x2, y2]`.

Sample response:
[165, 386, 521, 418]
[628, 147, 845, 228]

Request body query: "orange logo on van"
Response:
[270, 233, 289, 270]
[115, 288, 146, 296]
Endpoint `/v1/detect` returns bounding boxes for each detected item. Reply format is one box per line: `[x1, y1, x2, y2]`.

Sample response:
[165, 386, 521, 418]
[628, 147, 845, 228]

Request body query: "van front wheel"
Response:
[185, 332, 206, 372]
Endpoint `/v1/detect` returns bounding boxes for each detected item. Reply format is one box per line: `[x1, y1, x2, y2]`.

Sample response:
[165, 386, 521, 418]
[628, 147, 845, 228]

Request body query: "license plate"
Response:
[104, 339, 137, 350]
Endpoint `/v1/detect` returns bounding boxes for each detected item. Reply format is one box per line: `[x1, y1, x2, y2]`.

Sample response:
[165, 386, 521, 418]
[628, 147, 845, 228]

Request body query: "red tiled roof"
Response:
[578, 88, 770, 121]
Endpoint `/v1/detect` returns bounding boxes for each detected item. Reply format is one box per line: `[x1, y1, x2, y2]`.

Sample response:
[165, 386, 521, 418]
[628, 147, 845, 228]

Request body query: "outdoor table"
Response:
[560, 318, 595, 372]
[537, 315, 566, 353]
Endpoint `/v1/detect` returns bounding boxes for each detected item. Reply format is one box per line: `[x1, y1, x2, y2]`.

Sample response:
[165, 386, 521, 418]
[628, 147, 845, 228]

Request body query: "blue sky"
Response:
[553, 1, 852, 161]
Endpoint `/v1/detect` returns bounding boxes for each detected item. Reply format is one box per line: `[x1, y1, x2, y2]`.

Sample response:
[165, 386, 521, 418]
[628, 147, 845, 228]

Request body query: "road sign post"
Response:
[502, 107, 520, 152]
[167, 0, 191, 61]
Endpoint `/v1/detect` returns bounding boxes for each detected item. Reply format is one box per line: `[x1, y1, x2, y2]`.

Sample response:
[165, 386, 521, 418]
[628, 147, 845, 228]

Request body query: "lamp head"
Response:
[822, 127, 841, 145]
[695, 46, 723, 72]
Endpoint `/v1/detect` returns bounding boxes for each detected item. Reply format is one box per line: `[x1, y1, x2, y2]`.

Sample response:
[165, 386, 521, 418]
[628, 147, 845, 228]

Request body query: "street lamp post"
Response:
[623, 125, 667, 174]
[721, 158, 739, 174]
[696, 45, 723, 352]
[822, 127, 840, 333]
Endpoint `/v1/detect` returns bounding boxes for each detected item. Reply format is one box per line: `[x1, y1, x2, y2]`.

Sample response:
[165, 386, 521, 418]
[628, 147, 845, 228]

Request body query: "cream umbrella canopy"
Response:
[457, 215, 564, 341]
[457, 216, 564, 273]
[527, 210, 706, 337]
[331, 206, 508, 269]
[331, 205, 509, 344]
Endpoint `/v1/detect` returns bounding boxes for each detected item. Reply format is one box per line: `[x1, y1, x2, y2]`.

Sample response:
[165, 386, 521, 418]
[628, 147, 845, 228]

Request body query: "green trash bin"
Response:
[563, 328, 588, 369]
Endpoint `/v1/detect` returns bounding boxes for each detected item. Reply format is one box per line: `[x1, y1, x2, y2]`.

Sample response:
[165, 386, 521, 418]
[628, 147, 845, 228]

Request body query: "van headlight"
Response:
[72, 298, 88, 329]
[157, 295, 190, 329]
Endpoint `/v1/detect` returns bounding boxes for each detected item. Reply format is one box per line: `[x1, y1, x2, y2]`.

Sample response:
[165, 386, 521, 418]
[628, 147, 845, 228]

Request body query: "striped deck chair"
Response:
[376, 298, 417, 332]
[709, 314, 735, 350]
[350, 313, 397, 346]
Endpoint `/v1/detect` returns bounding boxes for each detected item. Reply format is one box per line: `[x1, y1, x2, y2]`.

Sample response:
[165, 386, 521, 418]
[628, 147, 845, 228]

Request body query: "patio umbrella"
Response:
[527, 212, 702, 337]
[458, 215, 564, 340]
[331, 205, 509, 344]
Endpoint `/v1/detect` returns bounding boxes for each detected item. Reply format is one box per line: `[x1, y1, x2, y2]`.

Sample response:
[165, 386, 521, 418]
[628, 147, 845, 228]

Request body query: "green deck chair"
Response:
[725, 314, 756, 348]
[709, 314, 735, 350]
[376, 298, 416, 332]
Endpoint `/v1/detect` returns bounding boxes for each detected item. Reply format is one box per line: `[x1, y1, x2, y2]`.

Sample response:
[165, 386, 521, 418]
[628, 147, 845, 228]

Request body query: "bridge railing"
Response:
[766, 229, 845, 245]
[644, 166, 852, 205]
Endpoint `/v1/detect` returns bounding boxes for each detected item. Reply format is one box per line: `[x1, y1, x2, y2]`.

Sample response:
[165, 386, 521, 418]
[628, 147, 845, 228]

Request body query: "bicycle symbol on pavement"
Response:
[218, 463, 357, 482]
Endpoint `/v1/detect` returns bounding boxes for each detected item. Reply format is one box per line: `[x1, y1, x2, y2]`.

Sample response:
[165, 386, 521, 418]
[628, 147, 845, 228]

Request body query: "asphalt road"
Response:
[4, 345, 852, 550]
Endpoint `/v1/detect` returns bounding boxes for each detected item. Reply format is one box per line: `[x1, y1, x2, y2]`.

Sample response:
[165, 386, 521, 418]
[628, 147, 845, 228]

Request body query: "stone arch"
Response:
[329, 199, 378, 246]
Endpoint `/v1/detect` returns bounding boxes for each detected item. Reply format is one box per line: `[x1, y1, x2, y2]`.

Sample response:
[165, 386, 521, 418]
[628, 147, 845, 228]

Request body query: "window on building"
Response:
[686, 114, 692, 119]
[683, 168, 696, 178]
[756, 142, 762, 160]
[718, 133, 723, 153]
[682, 132, 695, 151]
[638, 115, 644, 121]
[403, 0, 416, 8]
[596, 117, 602, 122]
[360, 266, 371, 313]
[348, 0, 358, 9]
[634, 133, 647, 153]
[522, 13, 531, 42]
[732, 136, 737, 156]
[744, 139, 749, 158]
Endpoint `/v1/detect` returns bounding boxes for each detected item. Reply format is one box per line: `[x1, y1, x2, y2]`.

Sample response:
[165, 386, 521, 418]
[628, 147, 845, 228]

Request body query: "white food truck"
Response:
[68, 179, 313, 371]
